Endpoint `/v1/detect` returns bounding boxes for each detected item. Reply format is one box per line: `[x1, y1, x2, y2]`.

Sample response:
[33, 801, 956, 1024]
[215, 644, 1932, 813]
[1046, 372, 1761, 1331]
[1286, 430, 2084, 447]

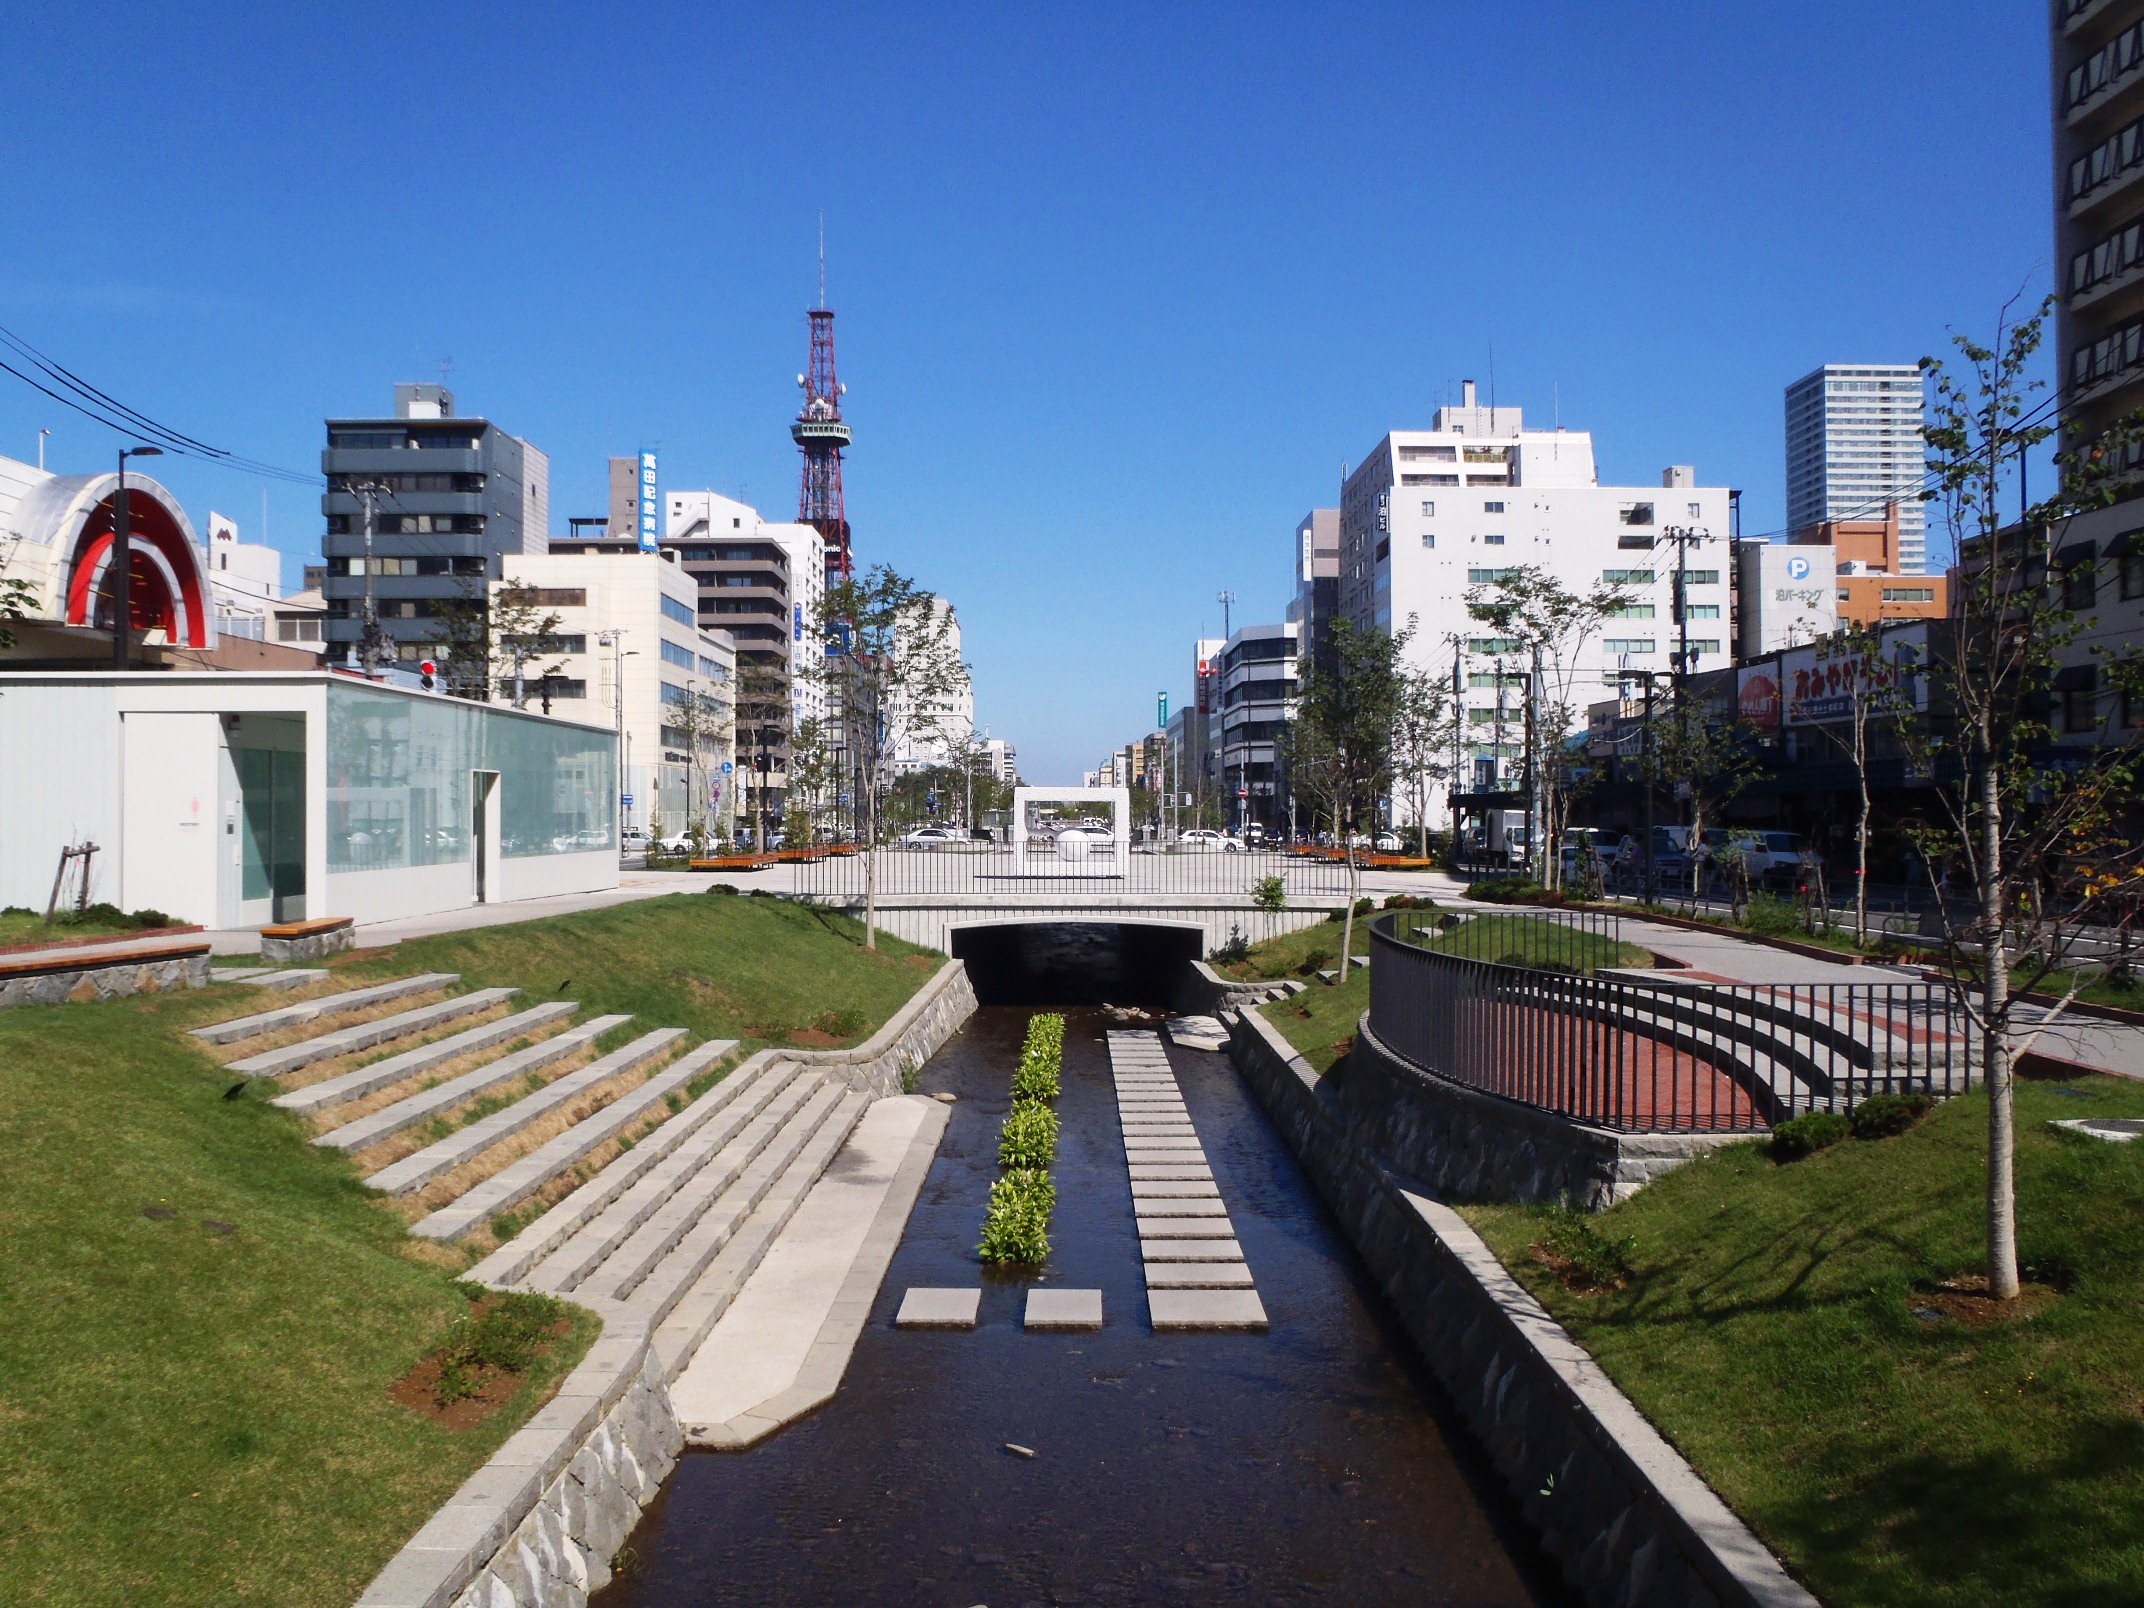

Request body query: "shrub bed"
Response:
[979, 1012, 1065, 1266]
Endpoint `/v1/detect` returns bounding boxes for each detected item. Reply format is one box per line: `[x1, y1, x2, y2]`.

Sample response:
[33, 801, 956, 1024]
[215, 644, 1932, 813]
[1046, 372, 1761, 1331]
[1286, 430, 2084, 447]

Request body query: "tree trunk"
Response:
[1339, 836, 1360, 981]
[1979, 750, 2018, 1300]
[1855, 770, 1872, 949]
[862, 775, 880, 951]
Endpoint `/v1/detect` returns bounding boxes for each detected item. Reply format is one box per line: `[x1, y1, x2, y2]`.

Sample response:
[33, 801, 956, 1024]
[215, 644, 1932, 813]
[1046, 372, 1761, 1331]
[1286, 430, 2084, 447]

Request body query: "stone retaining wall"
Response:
[261, 924, 356, 964]
[1228, 1006, 1815, 1608]
[353, 960, 979, 1608]
[1341, 1014, 1738, 1209]
[0, 945, 211, 1009]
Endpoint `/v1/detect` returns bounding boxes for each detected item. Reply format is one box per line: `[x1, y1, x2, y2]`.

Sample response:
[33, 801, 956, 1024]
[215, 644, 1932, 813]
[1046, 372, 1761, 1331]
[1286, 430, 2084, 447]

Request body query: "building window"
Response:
[1602, 568, 1656, 585]
[1405, 474, 1460, 486]
[1617, 534, 1656, 550]
[1608, 603, 1656, 618]
[1420, 500, 1435, 516]
[1684, 604, 1721, 618]
[1467, 568, 1518, 584]
[1687, 502, 1702, 518]
[1398, 444, 1456, 462]
[1421, 533, 1435, 549]
[660, 639, 695, 669]
[500, 587, 587, 608]
[1374, 537, 1390, 562]
[2062, 562, 2098, 610]
[1619, 503, 1655, 526]
[1685, 569, 1719, 585]
[1879, 587, 1937, 603]
[1684, 640, 1720, 657]
[1483, 533, 1505, 546]
[661, 594, 696, 628]
[1482, 501, 1505, 514]
[1602, 638, 1657, 655]
[2063, 679, 2100, 734]
[2121, 547, 2144, 600]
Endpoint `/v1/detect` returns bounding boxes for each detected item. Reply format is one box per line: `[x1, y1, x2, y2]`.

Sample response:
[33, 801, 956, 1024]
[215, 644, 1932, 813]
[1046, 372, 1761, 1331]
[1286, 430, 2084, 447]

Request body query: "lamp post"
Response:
[598, 630, 630, 828]
[112, 446, 163, 670]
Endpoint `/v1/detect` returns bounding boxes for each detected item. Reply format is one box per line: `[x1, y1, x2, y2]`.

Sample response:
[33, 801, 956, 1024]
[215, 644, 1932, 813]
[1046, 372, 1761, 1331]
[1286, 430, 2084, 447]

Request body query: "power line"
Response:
[0, 324, 319, 487]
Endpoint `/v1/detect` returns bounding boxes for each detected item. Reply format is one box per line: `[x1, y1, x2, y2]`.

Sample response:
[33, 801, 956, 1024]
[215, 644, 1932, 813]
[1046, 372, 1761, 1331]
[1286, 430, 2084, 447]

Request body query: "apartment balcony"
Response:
[2066, 0, 2124, 40]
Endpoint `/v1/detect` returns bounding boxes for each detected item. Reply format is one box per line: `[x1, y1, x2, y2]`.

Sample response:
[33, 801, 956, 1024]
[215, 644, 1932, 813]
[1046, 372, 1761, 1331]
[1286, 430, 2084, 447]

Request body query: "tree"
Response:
[0, 539, 38, 649]
[1912, 298, 2144, 1301]
[1804, 623, 1918, 945]
[812, 565, 968, 949]
[435, 582, 564, 704]
[1641, 690, 1761, 901]
[1290, 617, 1414, 979]
[1392, 660, 1456, 859]
[663, 681, 730, 848]
[786, 714, 840, 842]
[1465, 566, 1627, 890]
[732, 657, 792, 851]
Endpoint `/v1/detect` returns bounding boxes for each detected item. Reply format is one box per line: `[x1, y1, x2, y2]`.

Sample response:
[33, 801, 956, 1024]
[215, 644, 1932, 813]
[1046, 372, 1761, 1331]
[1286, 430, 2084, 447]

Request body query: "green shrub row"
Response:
[979, 1012, 1065, 1265]
[1770, 1092, 1935, 1162]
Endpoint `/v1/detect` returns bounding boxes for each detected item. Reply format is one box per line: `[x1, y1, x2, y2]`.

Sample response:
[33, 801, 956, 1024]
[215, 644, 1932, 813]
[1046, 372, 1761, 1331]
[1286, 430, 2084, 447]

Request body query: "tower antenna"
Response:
[794, 226, 852, 582]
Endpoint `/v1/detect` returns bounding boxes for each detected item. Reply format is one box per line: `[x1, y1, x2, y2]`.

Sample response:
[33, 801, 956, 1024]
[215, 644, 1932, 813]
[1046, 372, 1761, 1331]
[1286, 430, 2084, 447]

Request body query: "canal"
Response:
[594, 1004, 1570, 1606]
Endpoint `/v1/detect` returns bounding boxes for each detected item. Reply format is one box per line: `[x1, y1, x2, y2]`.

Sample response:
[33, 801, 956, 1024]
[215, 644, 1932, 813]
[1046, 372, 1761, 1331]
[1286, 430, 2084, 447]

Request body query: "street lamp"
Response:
[112, 446, 163, 670]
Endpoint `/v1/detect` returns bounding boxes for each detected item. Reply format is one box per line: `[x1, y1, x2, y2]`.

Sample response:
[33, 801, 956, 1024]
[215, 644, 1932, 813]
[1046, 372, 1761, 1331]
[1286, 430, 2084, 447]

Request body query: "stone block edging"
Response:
[0, 945, 211, 1009]
[1227, 1005, 1816, 1608]
[352, 960, 978, 1608]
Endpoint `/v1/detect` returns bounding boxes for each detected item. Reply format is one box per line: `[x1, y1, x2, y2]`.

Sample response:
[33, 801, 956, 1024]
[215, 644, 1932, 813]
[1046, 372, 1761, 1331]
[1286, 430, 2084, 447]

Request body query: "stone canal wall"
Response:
[1228, 1006, 1818, 1608]
[354, 960, 979, 1608]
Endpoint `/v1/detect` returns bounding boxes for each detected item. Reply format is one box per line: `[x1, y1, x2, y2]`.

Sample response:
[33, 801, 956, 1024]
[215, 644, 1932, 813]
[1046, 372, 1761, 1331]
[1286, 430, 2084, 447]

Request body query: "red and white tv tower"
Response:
[792, 233, 852, 585]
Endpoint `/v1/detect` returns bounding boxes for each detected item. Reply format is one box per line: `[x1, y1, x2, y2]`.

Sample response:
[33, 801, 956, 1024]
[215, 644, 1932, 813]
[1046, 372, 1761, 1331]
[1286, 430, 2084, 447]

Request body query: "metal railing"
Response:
[1366, 912, 1976, 1133]
[792, 837, 1352, 900]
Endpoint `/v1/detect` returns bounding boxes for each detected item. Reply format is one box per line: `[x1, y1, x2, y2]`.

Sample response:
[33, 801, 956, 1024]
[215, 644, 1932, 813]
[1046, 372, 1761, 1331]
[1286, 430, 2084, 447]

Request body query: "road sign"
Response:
[721, 761, 733, 774]
[1157, 690, 1168, 726]
[621, 794, 635, 808]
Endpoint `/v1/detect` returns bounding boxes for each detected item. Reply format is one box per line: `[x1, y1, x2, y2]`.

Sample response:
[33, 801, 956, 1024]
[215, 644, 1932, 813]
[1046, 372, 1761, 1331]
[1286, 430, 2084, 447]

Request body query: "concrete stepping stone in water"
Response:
[1024, 1288, 1103, 1330]
[1106, 1028, 1267, 1332]
[897, 1287, 980, 1328]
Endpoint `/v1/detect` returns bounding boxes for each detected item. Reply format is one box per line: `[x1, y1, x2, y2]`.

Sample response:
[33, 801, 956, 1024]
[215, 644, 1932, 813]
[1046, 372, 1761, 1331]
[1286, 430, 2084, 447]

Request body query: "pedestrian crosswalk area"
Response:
[1107, 1029, 1268, 1332]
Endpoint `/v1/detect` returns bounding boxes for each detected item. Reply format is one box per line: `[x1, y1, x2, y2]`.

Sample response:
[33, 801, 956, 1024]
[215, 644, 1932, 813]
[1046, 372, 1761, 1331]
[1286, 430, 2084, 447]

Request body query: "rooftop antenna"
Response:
[1554, 381, 1561, 431]
[817, 211, 826, 310]
[1489, 343, 1496, 415]
[437, 355, 454, 388]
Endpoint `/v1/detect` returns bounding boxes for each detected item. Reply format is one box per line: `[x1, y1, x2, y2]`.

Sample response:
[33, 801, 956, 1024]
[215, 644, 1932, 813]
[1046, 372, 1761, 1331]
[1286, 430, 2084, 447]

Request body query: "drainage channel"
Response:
[594, 1006, 1570, 1606]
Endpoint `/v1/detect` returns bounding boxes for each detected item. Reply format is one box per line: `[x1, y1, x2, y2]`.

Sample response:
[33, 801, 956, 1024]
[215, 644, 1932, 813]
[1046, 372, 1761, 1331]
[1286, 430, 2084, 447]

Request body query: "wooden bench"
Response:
[0, 942, 213, 1008]
[260, 916, 356, 963]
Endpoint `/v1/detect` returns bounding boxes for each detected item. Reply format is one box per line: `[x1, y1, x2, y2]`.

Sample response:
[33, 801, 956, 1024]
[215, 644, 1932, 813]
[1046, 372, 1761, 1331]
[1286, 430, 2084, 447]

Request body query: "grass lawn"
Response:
[333, 890, 939, 1051]
[1395, 910, 1656, 973]
[0, 893, 939, 1608]
[0, 905, 189, 947]
[1464, 1079, 2144, 1608]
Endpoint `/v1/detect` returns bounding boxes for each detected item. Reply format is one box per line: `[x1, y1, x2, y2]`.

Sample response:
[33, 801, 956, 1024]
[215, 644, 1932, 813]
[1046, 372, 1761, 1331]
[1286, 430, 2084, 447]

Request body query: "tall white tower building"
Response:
[1784, 364, 1927, 574]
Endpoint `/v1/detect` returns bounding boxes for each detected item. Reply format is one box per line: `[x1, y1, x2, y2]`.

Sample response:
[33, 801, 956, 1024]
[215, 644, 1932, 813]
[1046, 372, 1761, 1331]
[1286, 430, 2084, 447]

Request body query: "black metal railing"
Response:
[1366, 912, 1976, 1134]
[791, 837, 1353, 900]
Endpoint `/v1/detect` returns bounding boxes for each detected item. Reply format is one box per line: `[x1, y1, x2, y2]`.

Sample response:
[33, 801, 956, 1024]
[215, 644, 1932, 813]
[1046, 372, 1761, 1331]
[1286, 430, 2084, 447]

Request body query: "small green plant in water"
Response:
[998, 1100, 1059, 1170]
[977, 1170, 1054, 1265]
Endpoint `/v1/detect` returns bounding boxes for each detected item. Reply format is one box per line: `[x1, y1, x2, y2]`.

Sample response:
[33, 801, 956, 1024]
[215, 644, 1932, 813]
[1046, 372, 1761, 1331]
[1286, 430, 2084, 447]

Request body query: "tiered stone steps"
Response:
[188, 979, 904, 1401]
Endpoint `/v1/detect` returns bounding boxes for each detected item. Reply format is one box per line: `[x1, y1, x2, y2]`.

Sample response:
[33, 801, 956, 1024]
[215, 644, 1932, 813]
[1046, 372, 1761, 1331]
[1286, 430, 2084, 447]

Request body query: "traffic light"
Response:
[419, 659, 436, 692]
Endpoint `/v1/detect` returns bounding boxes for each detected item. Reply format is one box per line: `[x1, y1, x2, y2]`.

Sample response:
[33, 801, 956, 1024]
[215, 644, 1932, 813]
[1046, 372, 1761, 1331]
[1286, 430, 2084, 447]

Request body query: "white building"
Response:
[1733, 539, 1839, 657]
[887, 597, 973, 770]
[979, 737, 1018, 782]
[662, 491, 828, 735]
[203, 513, 285, 641]
[1339, 387, 1735, 815]
[1785, 364, 1928, 574]
[494, 550, 736, 838]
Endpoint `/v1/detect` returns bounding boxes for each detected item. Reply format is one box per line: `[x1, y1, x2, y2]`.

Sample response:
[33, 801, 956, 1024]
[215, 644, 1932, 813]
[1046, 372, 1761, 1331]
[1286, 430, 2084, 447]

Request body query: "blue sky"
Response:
[1, 3, 2051, 781]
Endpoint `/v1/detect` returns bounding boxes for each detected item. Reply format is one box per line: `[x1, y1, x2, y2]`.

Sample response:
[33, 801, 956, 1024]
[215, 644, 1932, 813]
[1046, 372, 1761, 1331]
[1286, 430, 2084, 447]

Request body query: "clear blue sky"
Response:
[1, 3, 2051, 782]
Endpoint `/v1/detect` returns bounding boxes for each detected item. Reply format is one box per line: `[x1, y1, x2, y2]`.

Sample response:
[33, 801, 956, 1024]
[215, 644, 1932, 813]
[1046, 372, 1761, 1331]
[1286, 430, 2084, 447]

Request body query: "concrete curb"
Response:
[1228, 1004, 1818, 1608]
[686, 1093, 951, 1449]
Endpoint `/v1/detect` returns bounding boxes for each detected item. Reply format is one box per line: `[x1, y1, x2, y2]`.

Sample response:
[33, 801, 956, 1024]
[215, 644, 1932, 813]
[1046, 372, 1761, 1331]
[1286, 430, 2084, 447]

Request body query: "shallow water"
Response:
[594, 1007, 1569, 1607]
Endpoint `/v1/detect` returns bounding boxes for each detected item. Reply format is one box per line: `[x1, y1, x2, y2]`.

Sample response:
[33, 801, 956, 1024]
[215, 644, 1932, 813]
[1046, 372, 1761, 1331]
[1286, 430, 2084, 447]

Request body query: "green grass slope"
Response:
[1466, 1080, 2144, 1608]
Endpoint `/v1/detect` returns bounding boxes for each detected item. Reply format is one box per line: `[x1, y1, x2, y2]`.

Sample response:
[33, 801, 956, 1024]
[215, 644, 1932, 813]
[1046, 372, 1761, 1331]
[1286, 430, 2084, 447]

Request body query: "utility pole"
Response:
[1642, 673, 1658, 906]
[347, 479, 394, 675]
[599, 629, 629, 830]
[111, 446, 163, 670]
[1663, 524, 1712, 834]
[1217, 589, 1236, 642]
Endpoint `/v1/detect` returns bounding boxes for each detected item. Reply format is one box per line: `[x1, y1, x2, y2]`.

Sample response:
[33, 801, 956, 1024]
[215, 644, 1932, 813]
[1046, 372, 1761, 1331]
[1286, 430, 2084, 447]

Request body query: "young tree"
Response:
[0, 539, 38, 649]
[1465, 567, 1628, 890]
[1392, 661, 1456, 859]
[812, 565, 968, 949]
[786, 714, 840, 843]
[1804, 624, 1918, 944]
[1913, 298, 2144, 1300]
[663, 680, 730, 848]
[1291, 617, 1414, 978]
[1642, 691, 1761, 901]
[731, 656, 793, 853]
[436, 583, 564, 704]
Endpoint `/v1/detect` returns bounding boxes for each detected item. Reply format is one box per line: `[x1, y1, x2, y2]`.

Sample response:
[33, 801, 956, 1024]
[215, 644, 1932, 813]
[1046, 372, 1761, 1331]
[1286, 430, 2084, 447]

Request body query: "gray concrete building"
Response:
[1784, 365, 1928, 574]
[319, 384, 550, 667]
[2055, 0, 2144, 457]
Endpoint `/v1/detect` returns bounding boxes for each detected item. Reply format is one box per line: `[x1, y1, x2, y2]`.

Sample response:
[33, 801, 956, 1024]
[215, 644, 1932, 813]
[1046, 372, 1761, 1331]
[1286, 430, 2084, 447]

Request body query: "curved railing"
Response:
[1364, 911, 1975, 1134]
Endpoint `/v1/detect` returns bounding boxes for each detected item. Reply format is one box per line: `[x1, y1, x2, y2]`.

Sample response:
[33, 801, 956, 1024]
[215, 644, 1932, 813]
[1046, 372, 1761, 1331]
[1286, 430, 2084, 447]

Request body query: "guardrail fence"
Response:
[1366, 911, 1976, 1134]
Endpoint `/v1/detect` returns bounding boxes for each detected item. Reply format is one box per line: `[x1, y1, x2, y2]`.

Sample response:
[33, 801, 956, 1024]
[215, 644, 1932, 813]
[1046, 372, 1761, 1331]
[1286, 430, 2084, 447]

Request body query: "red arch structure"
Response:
[60, 489, 211, 646]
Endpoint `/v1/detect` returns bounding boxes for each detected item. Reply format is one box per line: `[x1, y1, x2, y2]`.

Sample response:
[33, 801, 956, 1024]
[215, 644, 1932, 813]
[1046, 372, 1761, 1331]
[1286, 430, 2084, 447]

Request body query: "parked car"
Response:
[1179, 829, 1245, 853]
[900, 825, 961, 849]
[1559, 828, 1620, 885]
[1373, 832, 1405, 853]
[1714, 830, 1817, 890]
[655, 831, 696, 855]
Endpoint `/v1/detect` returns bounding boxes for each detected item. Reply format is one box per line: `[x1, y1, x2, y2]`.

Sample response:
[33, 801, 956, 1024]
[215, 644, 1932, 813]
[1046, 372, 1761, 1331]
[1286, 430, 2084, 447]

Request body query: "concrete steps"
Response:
[275, 1001, 588, 1120]
[360, 1028, 686, 1198]
[411, 1038, 738, 1243]
[227, 987, 518, 1078]
[191, 972, 459, 1045]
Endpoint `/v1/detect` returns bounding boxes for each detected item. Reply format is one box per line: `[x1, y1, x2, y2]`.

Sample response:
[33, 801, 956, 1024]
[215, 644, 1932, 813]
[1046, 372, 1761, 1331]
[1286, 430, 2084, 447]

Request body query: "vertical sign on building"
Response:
[637, 450, 659, 551]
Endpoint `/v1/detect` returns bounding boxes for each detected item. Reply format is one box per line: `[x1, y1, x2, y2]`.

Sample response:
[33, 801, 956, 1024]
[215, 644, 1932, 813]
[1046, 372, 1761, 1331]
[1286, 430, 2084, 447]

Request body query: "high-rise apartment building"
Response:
[1339, 387, 1733, 818]
[1288, 508, 1340, 673]
[2054, 0, 2144, 457]
[1783, 364, 1928, 574]
[319, 384, 550, 666]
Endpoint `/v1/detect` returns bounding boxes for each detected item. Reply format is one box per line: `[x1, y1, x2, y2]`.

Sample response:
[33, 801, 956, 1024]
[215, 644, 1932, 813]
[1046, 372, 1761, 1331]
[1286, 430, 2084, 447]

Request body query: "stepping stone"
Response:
[1124, 1137, 1204, 1150]
[1135, 1215, 1236, 1235]
[897, 1287, 981, 1329]
[1129, 1166, 1213, 1182]
[1140, 1239, 1244, 1261]
[1132, 1179, 1219, 1198]
[1135, 1198, 1229, 1218]
[1147, 1263, 1256, 1289]
[1025, 1288, 1103, 1331]
[1150, 1289, 1268, 1332]
[1164, 1016, 1229, 1050]
[1122, 1125, 1196, 1136]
